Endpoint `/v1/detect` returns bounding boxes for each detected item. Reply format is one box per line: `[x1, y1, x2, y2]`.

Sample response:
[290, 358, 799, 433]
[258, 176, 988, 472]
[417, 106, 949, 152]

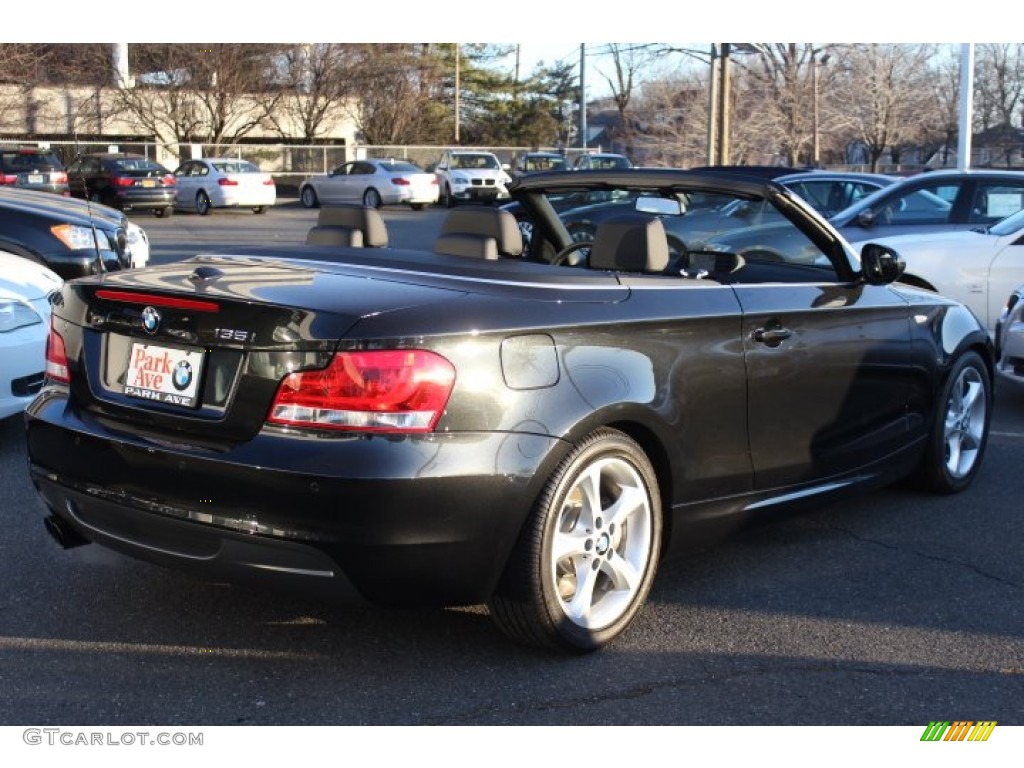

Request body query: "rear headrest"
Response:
[307, 204, 388, 247]
[588, 215, 670, 273]
[436, 207, 523, 258]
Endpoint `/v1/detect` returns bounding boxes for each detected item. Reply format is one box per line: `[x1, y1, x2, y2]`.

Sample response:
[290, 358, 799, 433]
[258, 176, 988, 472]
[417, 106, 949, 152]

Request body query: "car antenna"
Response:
[74, 131, 106, 276]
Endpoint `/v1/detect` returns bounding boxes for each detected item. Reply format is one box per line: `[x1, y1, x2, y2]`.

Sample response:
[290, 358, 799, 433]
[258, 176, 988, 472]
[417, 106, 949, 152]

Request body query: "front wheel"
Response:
[300, 186, 319, 209]
[195, 192, 211, 216]
[914, 350, 991, 493]
[488, 428, 662, 652]
[443, 184, 456, 208]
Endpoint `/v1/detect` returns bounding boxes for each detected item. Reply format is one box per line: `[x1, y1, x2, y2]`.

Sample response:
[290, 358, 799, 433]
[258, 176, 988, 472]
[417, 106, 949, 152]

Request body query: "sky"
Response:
[22, 1, 1011, 43]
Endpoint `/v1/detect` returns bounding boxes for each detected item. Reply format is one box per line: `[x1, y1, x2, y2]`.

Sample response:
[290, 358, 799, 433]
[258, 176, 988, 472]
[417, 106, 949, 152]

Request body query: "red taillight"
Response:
[45, 321, 70, 384]
[0, 174, 17, 185]
[218, 177, 238, 186]
[263, 178, 275, 186]
[114, 176, 134, 187]
[268, 350, 455, 433]
[391, 177, 411, 186]
[53, 172, 68, 184]
[430, 178, 438, 186]
[163, 174, 176, 186]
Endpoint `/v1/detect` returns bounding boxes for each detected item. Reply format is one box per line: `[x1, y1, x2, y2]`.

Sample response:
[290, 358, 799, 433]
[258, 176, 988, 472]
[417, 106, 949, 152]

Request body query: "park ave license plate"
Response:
[124, 342, 204, 407]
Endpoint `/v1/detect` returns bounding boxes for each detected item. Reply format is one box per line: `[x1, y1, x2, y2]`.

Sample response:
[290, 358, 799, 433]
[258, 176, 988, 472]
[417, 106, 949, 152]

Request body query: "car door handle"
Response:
[752, 326, 793, 346]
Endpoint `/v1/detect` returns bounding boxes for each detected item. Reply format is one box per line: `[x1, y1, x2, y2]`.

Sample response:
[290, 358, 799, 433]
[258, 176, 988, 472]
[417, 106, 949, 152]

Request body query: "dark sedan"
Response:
[66, 152, 176, 217]
[0, 187, 130, 278]
[26, 169, 993, 653]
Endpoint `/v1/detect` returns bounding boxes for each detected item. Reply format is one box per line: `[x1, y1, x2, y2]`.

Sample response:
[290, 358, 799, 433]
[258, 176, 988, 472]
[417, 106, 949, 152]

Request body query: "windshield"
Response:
[451, 154, 500, 170]
[212, 161, 261, 174]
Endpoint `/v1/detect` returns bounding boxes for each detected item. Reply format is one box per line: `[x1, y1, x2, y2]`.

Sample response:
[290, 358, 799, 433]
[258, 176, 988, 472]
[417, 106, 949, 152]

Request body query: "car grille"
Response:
[12, 371, 44, 398]
[471, 179, 496, 187]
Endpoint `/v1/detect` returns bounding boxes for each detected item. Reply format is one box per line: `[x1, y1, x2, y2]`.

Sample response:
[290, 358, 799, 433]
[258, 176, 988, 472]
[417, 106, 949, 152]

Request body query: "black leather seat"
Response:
[434, 207, 524, 260]
[306, 204, 389, 247]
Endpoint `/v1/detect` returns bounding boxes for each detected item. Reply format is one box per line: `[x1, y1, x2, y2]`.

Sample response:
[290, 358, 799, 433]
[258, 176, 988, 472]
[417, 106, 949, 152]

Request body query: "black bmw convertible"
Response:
[25, 169, 993, 652]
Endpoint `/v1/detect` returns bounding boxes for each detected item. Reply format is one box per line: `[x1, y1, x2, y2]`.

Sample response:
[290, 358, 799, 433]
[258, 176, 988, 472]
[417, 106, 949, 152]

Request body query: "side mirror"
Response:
[856, 209, 875, 228]
[860, 243, 906, 285]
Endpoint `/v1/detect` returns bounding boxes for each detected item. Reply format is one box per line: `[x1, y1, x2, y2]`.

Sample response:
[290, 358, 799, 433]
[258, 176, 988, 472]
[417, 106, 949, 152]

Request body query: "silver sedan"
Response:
[299, 159, 439, 210]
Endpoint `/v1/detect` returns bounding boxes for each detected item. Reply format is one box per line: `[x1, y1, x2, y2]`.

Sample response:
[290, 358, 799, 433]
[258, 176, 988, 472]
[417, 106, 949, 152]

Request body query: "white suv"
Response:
[434, 151, 512, 208]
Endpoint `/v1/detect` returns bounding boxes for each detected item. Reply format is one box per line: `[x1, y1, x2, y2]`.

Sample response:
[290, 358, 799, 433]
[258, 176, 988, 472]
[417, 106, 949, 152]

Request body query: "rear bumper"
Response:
[113, 189, 175, 209]
[26, 393, 560, 605]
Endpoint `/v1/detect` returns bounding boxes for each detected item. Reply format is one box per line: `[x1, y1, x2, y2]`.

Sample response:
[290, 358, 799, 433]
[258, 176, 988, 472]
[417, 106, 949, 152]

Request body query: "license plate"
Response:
[141, 179, 156, 188]
[27, 174, 43, 184]
[124, 342, 204, 408]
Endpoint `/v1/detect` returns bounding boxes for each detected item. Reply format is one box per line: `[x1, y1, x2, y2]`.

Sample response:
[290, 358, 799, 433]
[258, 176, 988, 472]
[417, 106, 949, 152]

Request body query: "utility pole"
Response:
[706, 45, 719, 165]
[579, 44, 587, 150]
[958, 43, 974, 170]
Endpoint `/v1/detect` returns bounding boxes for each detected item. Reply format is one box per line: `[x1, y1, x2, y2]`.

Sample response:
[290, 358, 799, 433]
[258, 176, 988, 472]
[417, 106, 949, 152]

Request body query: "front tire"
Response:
[915, 350, 991, 493]
[443, 184, 456, 208]
[196, 191, 212, 216]
[489, 428, 662, 652]
[300, 186, 319, 209]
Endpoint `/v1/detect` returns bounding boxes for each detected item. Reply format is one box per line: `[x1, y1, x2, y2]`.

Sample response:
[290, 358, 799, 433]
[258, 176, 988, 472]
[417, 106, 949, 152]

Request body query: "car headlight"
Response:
[126, 222, 148, 247]
[0, 299, 43, 333]
[451, 175, 469, 185]
[50, 224, 102, 251]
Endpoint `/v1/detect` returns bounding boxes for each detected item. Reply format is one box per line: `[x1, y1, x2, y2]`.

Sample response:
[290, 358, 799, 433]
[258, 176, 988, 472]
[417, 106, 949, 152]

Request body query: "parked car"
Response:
[173, 158, 276, 215]
[829, 168, 1024, 241]
[0, 187, 134, 278]
[434, 150, 512, 207]
[0, 251, 62, 420]
[856, 206, 1024, 336]
[66, 153, 176, 217]
[26, 168, 993, 653]
[0, 187, 150, 269]
[509, 151, 567, 179]
[0, 146, 69, 195]
[995, 283, 1024, 384]
[571, 152, 632, 170]
[300, 159, 438, 210]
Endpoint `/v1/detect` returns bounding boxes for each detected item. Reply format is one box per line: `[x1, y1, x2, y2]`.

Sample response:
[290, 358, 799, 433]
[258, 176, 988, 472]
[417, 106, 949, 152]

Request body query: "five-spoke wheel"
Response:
[489, 428, 661, 652]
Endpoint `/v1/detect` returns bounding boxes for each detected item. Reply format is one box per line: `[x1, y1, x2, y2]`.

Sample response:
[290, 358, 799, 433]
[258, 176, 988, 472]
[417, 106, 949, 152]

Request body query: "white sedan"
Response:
[299, 159, 439, 210]
[872, 207, 1024, 336]
[173, 158, 276, 215]
[0, 251, 62, 420]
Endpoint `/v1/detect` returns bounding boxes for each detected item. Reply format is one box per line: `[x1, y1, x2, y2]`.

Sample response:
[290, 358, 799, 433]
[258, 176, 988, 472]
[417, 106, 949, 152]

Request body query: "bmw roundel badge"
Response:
[172, 360, 193, 391]
[141, 306, 161, 334]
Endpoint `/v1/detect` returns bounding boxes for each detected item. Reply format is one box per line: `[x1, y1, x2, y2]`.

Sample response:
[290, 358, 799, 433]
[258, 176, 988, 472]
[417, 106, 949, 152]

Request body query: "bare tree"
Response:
[347, 44, 450, 145]
[828, 44, 938, 171]
[264, 44, 359, 142]
[594, 44, 659, 156]
[973, 44, 1024, 165]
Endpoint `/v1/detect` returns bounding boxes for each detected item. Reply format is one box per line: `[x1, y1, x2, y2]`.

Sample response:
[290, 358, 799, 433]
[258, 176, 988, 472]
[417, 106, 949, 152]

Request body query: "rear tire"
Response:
[363, 188, 382, 209]
[411, 203, 425, 211]
[156, 206, 173, 218]
[444, 184, 456, 208]
[914, 350, 991, 493]
[488, 428, 662, 653]
[253, 206, 267, 214]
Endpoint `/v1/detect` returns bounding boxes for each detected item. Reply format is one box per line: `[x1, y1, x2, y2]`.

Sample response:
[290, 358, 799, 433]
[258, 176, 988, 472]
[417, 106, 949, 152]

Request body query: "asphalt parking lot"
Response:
[1, 202, 1022, 729]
